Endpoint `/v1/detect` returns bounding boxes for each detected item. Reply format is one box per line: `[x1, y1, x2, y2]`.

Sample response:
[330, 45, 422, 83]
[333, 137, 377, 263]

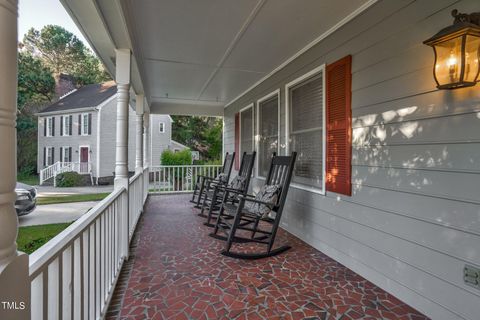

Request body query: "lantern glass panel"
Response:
[434, 36, 463, 86]
[464, 35, 480, 82]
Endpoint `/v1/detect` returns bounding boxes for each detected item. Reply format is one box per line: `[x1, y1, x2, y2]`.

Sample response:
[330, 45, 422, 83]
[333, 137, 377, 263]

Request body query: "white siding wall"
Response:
[223, 1, 480, 319]
[149, 115, 173, 166]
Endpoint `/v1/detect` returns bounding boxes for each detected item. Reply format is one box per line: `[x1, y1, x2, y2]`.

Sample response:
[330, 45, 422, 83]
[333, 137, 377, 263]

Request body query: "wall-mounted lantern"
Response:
[423, 10, 480, 89]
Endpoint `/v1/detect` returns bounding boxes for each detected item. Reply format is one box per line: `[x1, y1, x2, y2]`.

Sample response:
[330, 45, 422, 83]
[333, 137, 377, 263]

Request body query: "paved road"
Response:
[19, 201, 99, 227]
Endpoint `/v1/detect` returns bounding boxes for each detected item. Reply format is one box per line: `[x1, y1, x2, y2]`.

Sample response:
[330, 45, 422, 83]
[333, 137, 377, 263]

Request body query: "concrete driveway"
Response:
[18, 201, 99, 227]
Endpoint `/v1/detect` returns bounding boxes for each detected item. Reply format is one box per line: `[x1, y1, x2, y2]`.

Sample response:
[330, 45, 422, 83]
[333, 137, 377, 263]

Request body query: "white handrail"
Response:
[29, 187, 128, 319]
[149, 165, 222, 193]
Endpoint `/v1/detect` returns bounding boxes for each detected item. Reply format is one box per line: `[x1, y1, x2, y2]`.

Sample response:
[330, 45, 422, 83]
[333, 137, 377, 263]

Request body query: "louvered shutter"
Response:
[52, 117, 55, 136]
[69, 147, 72, 162]
[44, 118, 47, 136]
[234, 113, 240, 170]
[69, 115, 73, 135]
[326, 55, 352, 196]
[88, 113, 92, 135]
[43, 147, 46, 166]
[60, 116, 64, 136]
[52, 147, 55, 163]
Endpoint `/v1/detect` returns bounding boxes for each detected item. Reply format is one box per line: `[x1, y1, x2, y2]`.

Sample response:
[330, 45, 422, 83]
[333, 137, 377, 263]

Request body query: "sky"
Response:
[18, 0, 90, 48]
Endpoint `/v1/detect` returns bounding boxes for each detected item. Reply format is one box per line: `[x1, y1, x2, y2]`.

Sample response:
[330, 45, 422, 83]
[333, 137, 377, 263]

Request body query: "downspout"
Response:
[95, 106, 101, 185]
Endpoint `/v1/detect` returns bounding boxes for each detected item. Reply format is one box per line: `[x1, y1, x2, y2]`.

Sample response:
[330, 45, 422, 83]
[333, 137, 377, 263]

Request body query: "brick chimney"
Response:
[55, 73, 77, 99]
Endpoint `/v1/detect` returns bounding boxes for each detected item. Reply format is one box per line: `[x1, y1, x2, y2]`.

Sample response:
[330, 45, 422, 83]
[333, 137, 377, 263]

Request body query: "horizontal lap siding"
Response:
[223, 1, 480, 319]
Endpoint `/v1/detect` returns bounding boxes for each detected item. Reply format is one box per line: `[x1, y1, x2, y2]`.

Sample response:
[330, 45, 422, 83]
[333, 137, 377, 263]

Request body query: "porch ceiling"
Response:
[61, 0, 373, 115]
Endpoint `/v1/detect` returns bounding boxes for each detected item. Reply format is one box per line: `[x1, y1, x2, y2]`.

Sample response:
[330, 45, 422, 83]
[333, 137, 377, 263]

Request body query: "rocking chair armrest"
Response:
[218, 187, 244, 194]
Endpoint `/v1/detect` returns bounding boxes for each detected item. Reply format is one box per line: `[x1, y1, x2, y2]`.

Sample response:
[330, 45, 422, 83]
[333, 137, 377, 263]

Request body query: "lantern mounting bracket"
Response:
[451, 10, 480, 26]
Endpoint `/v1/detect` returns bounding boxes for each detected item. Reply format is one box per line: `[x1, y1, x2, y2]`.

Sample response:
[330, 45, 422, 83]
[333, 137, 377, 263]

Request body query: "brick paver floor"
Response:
[110, 194, 430, 320]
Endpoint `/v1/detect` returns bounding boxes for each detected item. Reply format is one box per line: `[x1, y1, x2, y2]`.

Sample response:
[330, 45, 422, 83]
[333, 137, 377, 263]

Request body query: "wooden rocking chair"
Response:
[210, 152, 297, 259]
[199, 152, 256, 226]
[190, 152, 235, 208]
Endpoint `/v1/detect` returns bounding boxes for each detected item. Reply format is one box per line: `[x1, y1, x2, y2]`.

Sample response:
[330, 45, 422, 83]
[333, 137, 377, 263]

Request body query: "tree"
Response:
[17, 52, 56, 175]
[171, 116, 223, 162]
[22, 25, 110, 86]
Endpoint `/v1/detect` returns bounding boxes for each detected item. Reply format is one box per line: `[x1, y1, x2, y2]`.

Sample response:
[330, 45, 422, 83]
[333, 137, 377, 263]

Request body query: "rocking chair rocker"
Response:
[199, 151, 256, 226]
[190, 152, 235, 208]
[210, 152, 297, 259]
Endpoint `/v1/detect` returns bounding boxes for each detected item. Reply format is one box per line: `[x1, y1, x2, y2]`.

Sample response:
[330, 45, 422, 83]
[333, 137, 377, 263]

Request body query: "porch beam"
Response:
[0, 1, 30, 318]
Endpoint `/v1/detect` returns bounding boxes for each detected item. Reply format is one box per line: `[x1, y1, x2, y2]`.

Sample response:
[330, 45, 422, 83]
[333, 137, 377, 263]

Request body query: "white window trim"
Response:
[46, 146, 54, 166]
[285, 64, 326, 195]
[79, 145, 90, 163]
[81, 113, 90, 136]
[239, 103, 254, 157]
[46, 117, 54, 137]
[256, 89, 281, 179]
[159, 122, 165, 133]
[61, 146, 71, 162]
[63, 115, 71, 136]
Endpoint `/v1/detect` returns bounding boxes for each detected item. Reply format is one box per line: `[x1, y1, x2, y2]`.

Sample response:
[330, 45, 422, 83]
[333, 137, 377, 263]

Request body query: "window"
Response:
[60, 147, 72, 162]
[159, 122, 165, 133]
[240, 104, 254, 156]
[46, 117, 55, 137]
[45, 147, 54, 166]
[62, 115, 72, 136]
[81, 113, 91, 135]
[256, 90, 279, 178]
[286, 65, 325, 193]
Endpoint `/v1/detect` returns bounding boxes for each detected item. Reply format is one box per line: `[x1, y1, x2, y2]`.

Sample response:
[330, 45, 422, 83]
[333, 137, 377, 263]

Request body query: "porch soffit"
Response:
[60, 0, 376, 115]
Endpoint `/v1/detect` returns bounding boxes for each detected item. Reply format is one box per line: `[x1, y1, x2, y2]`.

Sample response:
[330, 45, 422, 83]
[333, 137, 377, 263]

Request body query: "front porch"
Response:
[107, 194, 428, 320]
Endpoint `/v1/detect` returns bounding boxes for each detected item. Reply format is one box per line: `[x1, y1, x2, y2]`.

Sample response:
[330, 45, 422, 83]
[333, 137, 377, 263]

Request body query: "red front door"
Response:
[80, 147, 89, 163]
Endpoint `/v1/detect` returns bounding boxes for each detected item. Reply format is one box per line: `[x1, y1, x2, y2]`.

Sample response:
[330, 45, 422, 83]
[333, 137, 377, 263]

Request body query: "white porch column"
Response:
[114, 49, 131, 188]
[135, 94, 144, 172]
[114, 49, 131, 260]
[0, 1, 30, 319]
[143, 111, 150, 168]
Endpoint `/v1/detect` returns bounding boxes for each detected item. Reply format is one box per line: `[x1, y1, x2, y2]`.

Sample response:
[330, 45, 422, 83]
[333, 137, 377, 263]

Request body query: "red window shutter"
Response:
[326, 55, 352, 196]
[234, 113, 240, 170]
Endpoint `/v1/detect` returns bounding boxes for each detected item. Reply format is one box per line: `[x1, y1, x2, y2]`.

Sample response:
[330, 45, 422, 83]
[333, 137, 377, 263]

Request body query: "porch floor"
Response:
[110, 194, 429, 320]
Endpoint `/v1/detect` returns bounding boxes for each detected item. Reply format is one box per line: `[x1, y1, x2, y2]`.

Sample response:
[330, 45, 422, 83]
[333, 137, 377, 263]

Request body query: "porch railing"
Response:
[149, 165, 222, 193]
[29, 168, 149, 319]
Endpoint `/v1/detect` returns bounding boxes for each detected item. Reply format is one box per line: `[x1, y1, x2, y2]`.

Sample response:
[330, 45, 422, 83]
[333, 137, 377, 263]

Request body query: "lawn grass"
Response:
[38, 192, 110, 205]
[17, 223, 72, 254]
[17, 173, 39, 186]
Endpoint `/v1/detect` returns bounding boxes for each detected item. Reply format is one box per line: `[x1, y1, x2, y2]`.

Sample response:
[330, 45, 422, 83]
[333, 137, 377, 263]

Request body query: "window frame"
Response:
[61, 146, 72, 162]
[81, 113, 90, 136]
[46, 117, 54, 137]
[285, 64, 326, 195]
[159, 122, 165, 133]
[46, 146, 54, 166]
[256, 89, 281, 179]
[63, 115, 71, 136]
[239, 103, 255, 157]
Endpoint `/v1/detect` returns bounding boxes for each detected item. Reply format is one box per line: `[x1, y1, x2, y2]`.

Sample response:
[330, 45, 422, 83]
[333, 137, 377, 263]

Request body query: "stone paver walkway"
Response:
[111, 194, 429, 320]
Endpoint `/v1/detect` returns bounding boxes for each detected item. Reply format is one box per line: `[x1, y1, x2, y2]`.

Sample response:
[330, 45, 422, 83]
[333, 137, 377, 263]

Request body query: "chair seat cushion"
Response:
[229, 175, 247, 191]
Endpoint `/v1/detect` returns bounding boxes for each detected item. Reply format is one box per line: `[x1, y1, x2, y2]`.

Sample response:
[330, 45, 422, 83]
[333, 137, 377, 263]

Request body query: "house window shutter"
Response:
[60, 116, 64, 136]
[234, 112, 240, 170]
[69, 147, 72, 162]
[44, 118, 47, 136]
[69, 115, 73, 135]
[88, 113, 92, 135]
[52, 117, 55, 136]
[43, 147, 46, 167]
[326, 55, 352, 196]
[52, 147, 55, 164]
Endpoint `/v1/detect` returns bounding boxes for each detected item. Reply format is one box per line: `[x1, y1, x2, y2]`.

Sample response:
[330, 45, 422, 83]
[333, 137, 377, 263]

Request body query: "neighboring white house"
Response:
[37, 81, 186, 184]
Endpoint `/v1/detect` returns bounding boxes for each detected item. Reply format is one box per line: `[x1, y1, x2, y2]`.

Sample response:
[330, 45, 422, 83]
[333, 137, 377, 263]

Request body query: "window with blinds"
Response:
[288, 70, 325, 191]
[257, 93, 279, 177]
[240, 106, 253, 155]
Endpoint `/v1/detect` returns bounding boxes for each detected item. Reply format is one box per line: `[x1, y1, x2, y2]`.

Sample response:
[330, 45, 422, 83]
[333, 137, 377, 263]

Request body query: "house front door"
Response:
[80, 147, 89, 163]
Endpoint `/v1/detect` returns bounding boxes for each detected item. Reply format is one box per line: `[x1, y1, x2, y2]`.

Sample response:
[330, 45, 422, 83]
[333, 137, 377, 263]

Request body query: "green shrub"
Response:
[56, 171, 83, 187]
[195, 158, 222, 165]
[161, 149, 192, 165]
